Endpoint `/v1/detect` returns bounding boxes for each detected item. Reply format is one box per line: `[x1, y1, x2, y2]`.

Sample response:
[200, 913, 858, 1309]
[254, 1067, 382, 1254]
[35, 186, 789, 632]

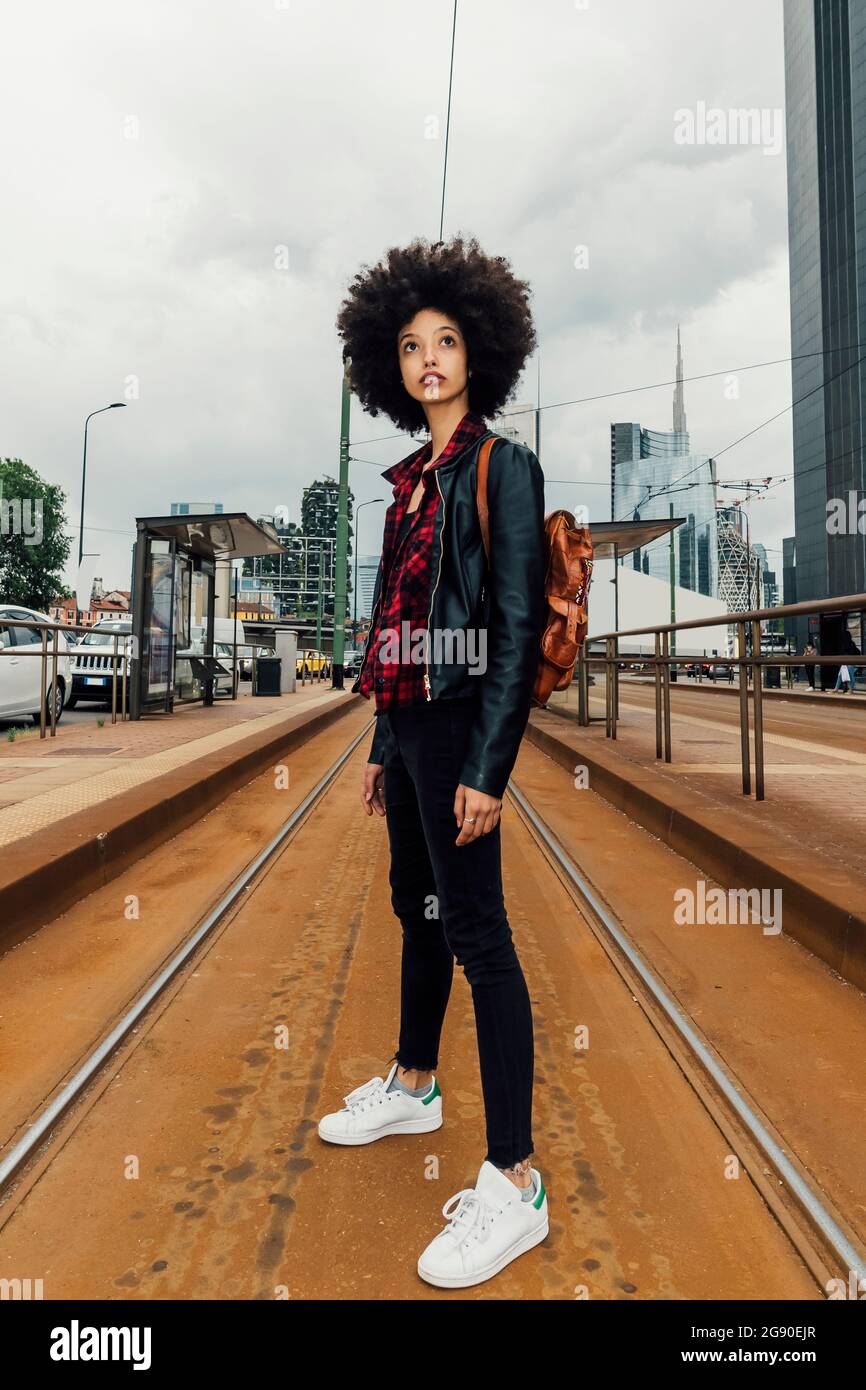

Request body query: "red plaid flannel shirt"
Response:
[357, 410, 489, 712]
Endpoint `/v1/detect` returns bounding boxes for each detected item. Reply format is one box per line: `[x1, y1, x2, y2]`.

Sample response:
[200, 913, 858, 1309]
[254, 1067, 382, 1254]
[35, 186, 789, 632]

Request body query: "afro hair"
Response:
[335, 234, 537, 434]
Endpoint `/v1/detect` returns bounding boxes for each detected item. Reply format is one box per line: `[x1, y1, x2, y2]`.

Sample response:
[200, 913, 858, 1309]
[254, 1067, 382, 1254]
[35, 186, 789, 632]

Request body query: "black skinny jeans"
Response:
[382, 696, 534, 1169]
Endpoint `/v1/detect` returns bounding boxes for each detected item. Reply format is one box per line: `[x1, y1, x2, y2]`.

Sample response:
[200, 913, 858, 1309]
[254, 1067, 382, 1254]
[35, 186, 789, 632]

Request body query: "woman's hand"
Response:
[453, 783, 501, 846]
[361, 762, 386, 816]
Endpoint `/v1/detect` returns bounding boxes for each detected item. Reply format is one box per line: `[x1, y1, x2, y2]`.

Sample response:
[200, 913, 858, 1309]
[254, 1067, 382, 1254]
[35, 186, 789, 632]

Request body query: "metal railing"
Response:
[0, 619, 330, 731]
[0, 616, 133, 739]
[576, 591, 866, 802]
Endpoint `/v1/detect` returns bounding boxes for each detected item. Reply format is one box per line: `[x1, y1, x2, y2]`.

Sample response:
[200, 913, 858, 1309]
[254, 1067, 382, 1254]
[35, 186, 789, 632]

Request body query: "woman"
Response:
[319, 235, 549, 1289]
[802, 641, 817, 691]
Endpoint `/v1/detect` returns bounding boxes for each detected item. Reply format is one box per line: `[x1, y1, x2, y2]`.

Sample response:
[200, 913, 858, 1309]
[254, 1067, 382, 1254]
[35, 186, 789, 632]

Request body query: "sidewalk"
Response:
[528, 681, 866, 989]
[548, 677, 866, 863]
[0, 686, 362, 946]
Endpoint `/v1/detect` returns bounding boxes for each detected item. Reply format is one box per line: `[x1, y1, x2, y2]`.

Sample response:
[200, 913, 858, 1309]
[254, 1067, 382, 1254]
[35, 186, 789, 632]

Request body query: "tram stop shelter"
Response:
[130, 511, 283, 719]
[588, 518, 683, 561]
[588, 518, 685, 625]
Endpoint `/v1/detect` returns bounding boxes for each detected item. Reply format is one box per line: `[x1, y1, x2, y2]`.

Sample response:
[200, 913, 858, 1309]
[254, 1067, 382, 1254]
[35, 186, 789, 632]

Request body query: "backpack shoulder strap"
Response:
[475, 434, 498, 562]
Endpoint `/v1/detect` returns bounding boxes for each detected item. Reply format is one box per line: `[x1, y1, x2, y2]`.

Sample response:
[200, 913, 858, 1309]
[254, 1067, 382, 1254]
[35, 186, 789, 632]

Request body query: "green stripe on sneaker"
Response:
[421, 1077, 441, 1105]
[533, 1175, 545, 1209]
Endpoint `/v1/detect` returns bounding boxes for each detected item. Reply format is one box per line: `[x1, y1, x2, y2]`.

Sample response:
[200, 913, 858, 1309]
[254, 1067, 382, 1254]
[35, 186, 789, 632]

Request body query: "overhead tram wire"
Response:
[345, 3, 457, 511]
[615, 348, 866, 523]
[540, 342, 866, 416]
[438, 0, 458, 243]
[630, 441, 866, 499]
[349, 342, 866, 448]
[351, 349, 866, 546]
[349, 84, 865, 516]
[734, 446, 866, 491]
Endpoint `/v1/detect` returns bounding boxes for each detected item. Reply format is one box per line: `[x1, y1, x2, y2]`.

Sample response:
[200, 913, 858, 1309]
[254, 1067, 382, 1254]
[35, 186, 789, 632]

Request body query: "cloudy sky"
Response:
[2, 0, 792, 595]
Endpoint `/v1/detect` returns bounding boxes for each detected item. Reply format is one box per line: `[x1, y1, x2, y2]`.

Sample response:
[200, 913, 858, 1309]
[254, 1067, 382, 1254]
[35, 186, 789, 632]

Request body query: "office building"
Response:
[611, 332, 718, 597]
[784, 0, 866, 610]
[491, 401, 539, 454]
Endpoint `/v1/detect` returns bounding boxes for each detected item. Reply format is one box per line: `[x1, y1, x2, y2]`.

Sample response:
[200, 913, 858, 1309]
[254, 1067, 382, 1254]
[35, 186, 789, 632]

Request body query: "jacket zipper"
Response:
[424, 470, 447, 700]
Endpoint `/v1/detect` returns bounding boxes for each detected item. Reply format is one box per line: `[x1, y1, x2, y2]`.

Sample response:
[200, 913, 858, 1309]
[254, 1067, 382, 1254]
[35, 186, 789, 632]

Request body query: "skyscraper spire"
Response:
[673, 324, 687, 434]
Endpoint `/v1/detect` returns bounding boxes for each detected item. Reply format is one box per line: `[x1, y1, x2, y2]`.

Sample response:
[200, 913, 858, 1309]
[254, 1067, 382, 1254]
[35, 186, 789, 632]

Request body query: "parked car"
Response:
[297, 653, 331, 678]
[0, 605, 73, 724]
[213, 642, 242, 694]
[67, 619, 133, 707]
[239, 645, 272, 680]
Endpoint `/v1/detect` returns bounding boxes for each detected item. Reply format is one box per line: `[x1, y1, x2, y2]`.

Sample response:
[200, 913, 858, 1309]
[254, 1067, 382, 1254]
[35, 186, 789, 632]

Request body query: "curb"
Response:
[0, 696, 361, 952]
[615, 678, 866, 711]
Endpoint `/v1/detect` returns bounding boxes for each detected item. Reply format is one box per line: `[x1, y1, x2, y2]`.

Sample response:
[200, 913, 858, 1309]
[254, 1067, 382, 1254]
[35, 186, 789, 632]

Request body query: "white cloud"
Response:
[0, 0, 794, 590]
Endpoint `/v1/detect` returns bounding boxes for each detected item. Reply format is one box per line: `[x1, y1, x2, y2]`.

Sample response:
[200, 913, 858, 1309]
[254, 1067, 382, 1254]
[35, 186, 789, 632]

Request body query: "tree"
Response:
[0, 458, 72, 609]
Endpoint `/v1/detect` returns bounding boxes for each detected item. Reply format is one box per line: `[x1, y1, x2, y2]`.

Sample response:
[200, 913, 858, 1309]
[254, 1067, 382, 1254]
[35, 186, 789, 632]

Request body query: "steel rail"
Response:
[0, 719, 377, 1196]
[508, 776, 866, 1287]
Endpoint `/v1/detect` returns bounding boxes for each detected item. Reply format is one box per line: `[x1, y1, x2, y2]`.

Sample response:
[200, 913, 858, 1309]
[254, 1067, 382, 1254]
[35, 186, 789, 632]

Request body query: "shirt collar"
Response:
[380, 411, 489, 492]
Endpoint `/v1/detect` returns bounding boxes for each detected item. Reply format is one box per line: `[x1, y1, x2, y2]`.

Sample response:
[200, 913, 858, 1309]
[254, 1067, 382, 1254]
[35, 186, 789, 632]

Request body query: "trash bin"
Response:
[763, 664, 781, 689]
[254, 657, 282, 696]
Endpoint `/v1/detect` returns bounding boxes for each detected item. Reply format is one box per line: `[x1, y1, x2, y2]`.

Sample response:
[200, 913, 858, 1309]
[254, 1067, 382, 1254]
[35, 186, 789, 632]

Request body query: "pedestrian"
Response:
[324, 235, 549, 1289]
[840, 629, 861, 694]
[834, 663, 852, 693]
[802, 641, 817, 690]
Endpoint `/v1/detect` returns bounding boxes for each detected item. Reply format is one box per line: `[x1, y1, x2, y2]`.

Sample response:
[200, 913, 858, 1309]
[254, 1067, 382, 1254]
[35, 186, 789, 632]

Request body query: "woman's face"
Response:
[397, 307, 469, 409]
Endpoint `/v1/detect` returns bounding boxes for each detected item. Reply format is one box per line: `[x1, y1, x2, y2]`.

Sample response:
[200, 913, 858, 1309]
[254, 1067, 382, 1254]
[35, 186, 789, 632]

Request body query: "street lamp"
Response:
[79, 403, 127, 567]
[353, 498, 383, 634]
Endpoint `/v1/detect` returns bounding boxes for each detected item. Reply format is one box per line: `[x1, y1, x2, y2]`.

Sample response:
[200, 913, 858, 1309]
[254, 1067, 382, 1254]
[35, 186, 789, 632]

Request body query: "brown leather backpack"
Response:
[475, 434, 594, 709]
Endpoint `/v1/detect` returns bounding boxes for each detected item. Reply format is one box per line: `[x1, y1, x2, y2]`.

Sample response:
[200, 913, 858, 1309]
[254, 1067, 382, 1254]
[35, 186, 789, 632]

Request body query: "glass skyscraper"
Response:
[611, 333, 718, 598]
[611, 434, 718, 598]
[784, 0, 866, 609]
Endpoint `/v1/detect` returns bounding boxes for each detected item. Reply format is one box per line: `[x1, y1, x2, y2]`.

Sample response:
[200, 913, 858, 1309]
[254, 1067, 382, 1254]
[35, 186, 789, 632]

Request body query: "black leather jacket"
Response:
[351, 428, 547, 798]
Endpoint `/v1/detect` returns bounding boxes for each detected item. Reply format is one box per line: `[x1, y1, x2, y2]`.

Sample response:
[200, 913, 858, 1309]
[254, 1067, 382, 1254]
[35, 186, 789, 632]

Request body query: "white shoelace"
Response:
[440, 1188, 502, 1246]
[342, 1076, 390, 1114]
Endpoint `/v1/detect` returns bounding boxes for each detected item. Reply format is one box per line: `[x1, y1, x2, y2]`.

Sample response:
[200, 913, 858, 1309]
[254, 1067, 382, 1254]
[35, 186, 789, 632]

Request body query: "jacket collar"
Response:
[380, 411, 490, 491]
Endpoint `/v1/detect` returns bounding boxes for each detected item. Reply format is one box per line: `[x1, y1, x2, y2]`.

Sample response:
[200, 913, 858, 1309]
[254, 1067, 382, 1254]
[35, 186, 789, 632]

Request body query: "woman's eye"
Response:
[402, 334, 456, 352]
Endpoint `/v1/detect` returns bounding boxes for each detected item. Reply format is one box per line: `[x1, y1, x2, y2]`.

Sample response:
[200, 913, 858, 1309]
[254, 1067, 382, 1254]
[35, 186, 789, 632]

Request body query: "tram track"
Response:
[507, 778, 866, 1292]
[0, 719, 377, 1204]
[0, 711, 862, 1298]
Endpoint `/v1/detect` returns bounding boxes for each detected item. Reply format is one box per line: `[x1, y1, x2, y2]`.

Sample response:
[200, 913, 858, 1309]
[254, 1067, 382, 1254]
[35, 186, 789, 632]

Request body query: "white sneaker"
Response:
[417, 1159, 548, 1288]
[317, 1062, 443, 1145]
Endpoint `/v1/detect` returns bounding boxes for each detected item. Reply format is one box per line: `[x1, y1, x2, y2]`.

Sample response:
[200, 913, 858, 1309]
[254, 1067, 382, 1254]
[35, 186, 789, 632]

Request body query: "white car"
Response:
[67, 619, 133, 708]
[239, 644, 272, 680]
[212, 642, 240, 695]
[0, 605, 73, 724]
